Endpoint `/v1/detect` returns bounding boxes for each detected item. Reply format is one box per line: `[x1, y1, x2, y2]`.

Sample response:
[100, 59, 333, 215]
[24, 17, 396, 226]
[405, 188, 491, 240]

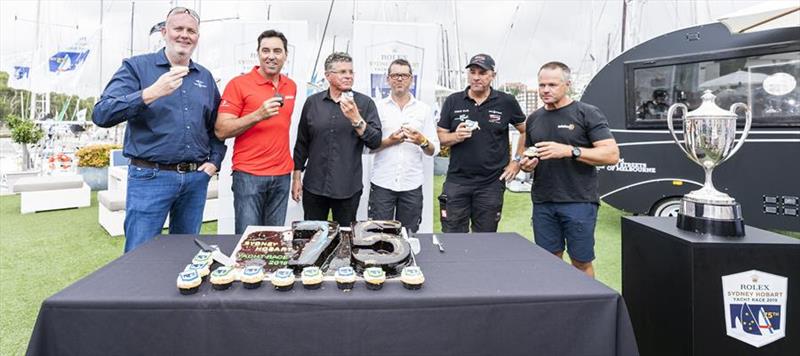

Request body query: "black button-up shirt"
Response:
[293, 90, 382, 199]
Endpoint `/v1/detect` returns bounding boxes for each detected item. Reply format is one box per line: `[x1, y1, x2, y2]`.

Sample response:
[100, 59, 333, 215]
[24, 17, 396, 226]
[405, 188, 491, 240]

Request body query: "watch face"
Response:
[572, 147, 581, 158]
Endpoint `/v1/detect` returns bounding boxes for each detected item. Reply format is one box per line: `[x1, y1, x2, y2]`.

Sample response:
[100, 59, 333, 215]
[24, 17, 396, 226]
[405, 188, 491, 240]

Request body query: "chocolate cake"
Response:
[288, 221, 340, 270]
[234, 230, 292, 272]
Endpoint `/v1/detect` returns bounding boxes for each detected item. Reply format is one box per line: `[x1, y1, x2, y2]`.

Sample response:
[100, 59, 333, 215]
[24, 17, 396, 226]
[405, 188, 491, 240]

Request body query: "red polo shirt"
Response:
[219, 66, 297, 176]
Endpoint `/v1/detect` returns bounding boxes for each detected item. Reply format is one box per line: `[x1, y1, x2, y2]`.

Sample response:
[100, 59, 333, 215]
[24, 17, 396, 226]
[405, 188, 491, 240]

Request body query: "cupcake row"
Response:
[177, 261, 425, 295]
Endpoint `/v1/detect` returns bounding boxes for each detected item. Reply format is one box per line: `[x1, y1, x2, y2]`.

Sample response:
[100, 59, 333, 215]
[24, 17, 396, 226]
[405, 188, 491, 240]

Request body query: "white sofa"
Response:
[13, 175, 91, 214]
[98, 167, 219, 236]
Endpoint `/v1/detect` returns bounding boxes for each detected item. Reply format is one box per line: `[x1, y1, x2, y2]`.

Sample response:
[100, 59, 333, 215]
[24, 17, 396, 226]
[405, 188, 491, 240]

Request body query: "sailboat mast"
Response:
[130, 1, 135, 57]
[621, 0, 627, 53]
[29, 0, 41, 121]
[99, 0, 103, 97]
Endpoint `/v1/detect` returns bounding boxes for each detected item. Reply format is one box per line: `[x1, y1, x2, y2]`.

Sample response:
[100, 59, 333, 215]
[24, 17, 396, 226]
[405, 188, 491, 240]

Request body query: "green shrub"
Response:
[75, 144, 122, 168]
[438, 145, 450, 157]
[9, 115, 43, 145]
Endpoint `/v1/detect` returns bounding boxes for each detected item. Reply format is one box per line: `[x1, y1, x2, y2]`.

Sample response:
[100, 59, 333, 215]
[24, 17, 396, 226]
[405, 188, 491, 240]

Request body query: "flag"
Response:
[13, 66, 30, 80]
[49, 49, 90, 73]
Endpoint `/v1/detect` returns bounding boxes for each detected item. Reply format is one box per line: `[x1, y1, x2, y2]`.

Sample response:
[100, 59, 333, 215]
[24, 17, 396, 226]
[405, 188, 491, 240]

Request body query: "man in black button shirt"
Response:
[520, 61, 619, 278]
[292, 52, 382, 226]
[437, 53, 526, 233]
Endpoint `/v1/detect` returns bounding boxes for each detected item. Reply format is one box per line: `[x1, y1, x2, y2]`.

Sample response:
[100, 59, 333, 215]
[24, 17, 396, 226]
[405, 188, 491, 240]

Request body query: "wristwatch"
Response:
[513, 154, 522, 163]
[571, 146, 582, 160]
[352, 119, 366, 129]
[419, 137, 430, 149]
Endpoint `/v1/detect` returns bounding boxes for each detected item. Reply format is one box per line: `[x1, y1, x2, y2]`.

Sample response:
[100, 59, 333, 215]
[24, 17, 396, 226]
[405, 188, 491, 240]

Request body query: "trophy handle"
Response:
[723, 103, 752, 164]
[666, 103, 697, 164]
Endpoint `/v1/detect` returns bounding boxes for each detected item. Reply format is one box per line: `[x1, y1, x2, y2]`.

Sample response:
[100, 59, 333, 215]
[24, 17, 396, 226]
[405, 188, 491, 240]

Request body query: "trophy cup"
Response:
[666, 90, 752, 236]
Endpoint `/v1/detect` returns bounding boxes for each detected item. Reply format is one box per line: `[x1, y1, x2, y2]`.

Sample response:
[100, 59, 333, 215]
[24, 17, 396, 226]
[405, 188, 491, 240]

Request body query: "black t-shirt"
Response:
[525, 101, 614, 203]
[438, 87, 525, 186]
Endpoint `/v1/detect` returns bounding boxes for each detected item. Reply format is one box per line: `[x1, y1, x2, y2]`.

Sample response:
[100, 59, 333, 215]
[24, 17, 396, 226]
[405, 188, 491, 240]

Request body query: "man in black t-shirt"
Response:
[437, 54, 526, 233]
[520, 62, 619, 278]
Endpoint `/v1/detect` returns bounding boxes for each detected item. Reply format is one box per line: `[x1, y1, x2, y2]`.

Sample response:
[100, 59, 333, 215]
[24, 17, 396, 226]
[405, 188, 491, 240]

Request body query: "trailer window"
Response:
[628, 51, 800, 128]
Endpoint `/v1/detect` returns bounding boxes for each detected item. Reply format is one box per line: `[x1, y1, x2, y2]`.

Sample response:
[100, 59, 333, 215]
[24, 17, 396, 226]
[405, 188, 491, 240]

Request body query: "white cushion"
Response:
[13, 175, 85, 192]
[98, 190, 126, 211]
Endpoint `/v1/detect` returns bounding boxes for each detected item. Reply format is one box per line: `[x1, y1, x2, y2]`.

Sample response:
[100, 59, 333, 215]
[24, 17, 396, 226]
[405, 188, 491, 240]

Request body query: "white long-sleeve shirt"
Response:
[371, 95, 440, 192]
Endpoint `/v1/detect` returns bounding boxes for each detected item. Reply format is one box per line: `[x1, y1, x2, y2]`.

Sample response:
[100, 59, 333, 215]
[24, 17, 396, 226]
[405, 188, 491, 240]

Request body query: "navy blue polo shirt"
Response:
[438, 86, 525, 186]
[93, 48, 226, 168]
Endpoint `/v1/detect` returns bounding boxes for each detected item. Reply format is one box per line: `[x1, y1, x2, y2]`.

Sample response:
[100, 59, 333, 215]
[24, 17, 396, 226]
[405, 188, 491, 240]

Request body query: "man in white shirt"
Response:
[369, 59, 439, 232]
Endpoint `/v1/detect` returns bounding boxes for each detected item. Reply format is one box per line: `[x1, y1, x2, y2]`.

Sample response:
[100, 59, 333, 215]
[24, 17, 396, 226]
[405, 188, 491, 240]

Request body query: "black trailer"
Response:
[581, 23, 799, 232]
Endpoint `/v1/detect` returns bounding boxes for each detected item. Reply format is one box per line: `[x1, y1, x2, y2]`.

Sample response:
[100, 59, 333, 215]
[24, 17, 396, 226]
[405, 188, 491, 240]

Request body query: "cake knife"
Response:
[401, 227, 420, 266]
[194, 238, 235, 267]
[432, 234, 445, 253]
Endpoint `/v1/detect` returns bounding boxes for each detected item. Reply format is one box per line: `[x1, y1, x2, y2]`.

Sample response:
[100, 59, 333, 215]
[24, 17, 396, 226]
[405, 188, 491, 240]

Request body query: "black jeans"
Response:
[440, 179, 505, 233]
[367, 183, 423, 233]
[302, 189, 362, 228]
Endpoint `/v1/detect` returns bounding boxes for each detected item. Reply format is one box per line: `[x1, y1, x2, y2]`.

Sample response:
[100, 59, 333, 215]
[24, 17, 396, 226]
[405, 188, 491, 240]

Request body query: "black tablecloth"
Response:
[27, 233, 638, 356]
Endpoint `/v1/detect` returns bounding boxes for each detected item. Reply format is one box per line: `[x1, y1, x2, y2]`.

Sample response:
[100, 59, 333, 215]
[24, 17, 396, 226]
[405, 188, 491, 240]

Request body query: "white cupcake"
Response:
[241, 265, 265, 289]
[400, 266, 425, 290]
[335, 267, 356, 290]
[301, 266, 324, 290]
[271, 268, 295, 291]
[363, 267, 386, 290]
[192, 250, 212, 265]
[177, 270, 202, 295]
[185, 261, 210, 278]
[210, 266, 235, 290]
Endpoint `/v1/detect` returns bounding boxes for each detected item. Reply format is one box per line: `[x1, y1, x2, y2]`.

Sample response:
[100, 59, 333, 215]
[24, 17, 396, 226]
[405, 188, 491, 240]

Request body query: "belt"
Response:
[130, 158, 203, 173]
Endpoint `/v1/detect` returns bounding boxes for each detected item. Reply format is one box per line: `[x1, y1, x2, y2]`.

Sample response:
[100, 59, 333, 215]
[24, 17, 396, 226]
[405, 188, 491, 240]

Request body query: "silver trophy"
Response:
[666, 90, 752, 236]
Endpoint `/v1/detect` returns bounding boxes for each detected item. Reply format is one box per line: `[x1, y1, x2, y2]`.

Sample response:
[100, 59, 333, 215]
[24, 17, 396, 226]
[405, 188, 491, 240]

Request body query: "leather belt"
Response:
[130, 158, 203, 173]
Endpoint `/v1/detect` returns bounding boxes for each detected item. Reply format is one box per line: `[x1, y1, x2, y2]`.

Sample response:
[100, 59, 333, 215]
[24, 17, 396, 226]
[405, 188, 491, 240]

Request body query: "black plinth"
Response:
[677, 213, 746, 236]
[622, 216, 799, 356]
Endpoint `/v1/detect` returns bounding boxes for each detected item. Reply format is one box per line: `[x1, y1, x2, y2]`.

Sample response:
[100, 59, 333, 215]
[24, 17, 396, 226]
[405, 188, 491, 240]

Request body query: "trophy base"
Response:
[676, 200, 745, 237]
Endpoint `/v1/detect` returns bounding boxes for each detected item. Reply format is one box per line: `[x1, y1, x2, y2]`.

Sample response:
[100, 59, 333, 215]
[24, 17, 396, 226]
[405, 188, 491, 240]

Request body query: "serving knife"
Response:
[432, 234, 445, 253]
[194, 238, 235, 266]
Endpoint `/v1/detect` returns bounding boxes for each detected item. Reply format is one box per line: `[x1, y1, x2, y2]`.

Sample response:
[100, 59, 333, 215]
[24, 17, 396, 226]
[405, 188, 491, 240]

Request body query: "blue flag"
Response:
[48, 50, 90, 72]
[13, 66, 30, 80]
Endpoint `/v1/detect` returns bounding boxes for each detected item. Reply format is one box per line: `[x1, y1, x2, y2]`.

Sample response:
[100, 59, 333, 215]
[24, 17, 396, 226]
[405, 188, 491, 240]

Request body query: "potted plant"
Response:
[75, 144, 122, 190]
[6, 114, 45, 169]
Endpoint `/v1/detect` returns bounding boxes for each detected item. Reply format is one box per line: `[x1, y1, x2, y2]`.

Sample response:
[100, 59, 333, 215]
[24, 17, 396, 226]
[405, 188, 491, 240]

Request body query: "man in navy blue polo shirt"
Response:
[437, 54, 526, 233]
[93, 7, 225, 252]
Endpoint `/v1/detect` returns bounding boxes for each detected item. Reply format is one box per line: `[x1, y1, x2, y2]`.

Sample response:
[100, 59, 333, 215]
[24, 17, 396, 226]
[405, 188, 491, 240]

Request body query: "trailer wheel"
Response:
[650, 198, 681, 217]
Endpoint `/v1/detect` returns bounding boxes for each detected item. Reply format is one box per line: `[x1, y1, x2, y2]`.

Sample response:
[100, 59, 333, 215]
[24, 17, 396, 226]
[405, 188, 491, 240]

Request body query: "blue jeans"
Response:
[232, 171, 291, 234]
[124, 165, 211, 252]
[532, 202, 599, 262]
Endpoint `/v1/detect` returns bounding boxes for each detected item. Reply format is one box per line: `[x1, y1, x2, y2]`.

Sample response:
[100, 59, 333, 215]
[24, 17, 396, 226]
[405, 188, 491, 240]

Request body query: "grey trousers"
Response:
[367, 183, 423, 233]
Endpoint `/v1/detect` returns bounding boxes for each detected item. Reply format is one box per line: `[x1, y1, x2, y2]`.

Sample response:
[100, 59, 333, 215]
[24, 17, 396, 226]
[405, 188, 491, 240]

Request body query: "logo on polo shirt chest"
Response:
[557, 124, 575, 130]
[193, 79, 207, 88]
[488, 109, 503, 124]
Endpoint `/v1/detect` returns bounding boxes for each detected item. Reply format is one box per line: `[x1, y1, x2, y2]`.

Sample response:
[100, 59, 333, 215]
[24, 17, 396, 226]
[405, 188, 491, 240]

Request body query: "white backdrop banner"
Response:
[352, 21, 439, 233]
[196, 20, 310, 234]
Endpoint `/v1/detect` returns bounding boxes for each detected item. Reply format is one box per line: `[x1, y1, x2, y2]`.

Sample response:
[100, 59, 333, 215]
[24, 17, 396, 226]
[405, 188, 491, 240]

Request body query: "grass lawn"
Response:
[0, 192, 217, 355]
[1, 179, 796, 355]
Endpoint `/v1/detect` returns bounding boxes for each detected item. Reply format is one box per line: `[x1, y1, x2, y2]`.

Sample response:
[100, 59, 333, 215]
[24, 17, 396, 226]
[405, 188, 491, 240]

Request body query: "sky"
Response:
[0, 0, 777, 95]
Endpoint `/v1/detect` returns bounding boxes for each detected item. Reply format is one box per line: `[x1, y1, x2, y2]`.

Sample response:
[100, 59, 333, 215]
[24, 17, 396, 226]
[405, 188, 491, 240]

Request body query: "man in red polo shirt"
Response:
[215, 29, 297, 233]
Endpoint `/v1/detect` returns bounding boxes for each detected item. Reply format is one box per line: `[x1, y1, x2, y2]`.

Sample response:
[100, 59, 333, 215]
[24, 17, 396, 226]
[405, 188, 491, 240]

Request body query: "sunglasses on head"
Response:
[166, 7, 200, 23]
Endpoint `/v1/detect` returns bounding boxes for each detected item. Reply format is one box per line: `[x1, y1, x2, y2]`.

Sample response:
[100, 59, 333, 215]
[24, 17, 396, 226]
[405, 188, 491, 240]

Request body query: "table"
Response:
[623, 216, 800, 355]
[27, 233, 638, 356]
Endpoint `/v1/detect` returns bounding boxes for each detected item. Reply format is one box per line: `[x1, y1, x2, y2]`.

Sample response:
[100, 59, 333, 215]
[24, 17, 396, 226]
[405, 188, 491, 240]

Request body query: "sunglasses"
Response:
[166, 7, 200, 23]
